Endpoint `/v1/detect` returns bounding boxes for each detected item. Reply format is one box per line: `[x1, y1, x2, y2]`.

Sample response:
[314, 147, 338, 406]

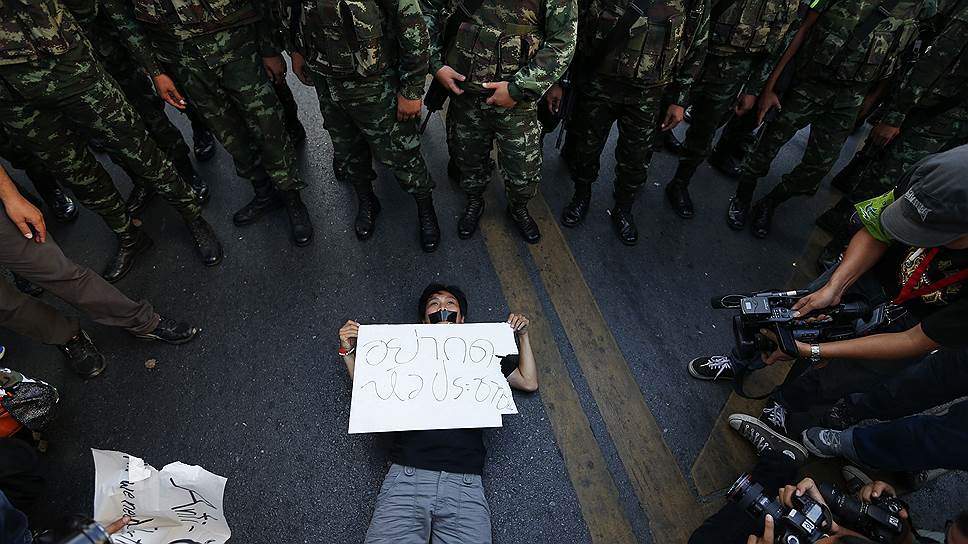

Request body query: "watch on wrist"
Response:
[809, 344, 822, 364]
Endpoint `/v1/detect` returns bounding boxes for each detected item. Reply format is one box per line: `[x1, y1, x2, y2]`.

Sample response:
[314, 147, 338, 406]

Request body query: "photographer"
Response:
[336, 283, 538, 544]
[687, 146, 968, 462]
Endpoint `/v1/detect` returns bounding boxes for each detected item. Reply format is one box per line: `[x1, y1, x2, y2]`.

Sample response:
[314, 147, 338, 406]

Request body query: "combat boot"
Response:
[103, 226, 153, 283]
[354, 187, 381, 240]
[282, 190, 314, 246]
[414, 194, 440, 253]
[457, 195, 485, 239]
[508, 202, 540, 244]
[815, 198, 856, 238]
[185, 216, 223, 266]
[187, 172, 210, 205]
[233, 179, 282, 226]
[726, 184, 755, 230]
[610, 203, 638, 246]
[561, 184, 591, 227]
[126, 187, 155, 216]
[664, 179, 694, 219]
[37, 183, 78, 223]
[193, 128, 217, 162]
[708, 141, 743, 178]
[750, 198, 776, 239]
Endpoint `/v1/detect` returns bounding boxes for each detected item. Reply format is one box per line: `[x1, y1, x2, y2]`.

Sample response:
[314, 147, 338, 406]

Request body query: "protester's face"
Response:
[944, 233, 968, 250]
[423, 291, 463, 324]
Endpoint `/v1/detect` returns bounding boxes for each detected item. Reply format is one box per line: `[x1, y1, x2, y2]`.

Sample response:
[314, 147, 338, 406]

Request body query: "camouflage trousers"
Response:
[737, 78, 867, 202]
[449, 92, 542, 204]
[0, 44, 200, 234]
[161, 31, 302, 192]
[0, 127, 61, 199]
[677, 53, 758, 182]
[848, 104, 968, 202]
[564, 84, 664, 204]
[309, 71, 432, 195]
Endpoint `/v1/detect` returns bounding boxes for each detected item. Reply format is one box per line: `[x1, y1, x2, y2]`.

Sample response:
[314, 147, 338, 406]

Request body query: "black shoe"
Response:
[233, 181, 282, 226]
[12, 273, 43, 297]
[447, 159, 461, 185]
[134, 316, 198, 344]
[287, 120, 307, 147]
[664, 180, 694, 218]
[726, 194, 752, 230]
[126, 187, 155, 216]
[561, 188, 590, 227]
[687, 355, 735, 381]
[102, 228, 153, 283]
[188, 173, 210, 205]
[610, 205, 637, 246]
[58, 330, 105, 379]
[750, 199, 775, 239]
[39, 186, 78, 223]
[729, 413, 808, 464]
[186, 217, 223, 266]
[508, 203, 541, 244]
[354, 190, 381, 240]
[708, 145, 743, 178]
[282, 190, 314, 246]
[457, 195, 485, 239]
[814, 198, 855, 238]
[193, 129, 217, 162]
[415, 195, 441, 253]
[820, 399, 862, 431]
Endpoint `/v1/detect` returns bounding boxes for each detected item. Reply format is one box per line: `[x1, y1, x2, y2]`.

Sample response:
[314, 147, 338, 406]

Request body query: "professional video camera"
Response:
[728, 473, 906, 544]
[711, 290, 893, 360]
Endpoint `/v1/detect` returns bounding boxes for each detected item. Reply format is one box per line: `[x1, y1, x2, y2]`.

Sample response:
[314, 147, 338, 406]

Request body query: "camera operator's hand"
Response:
[747, 514, 775, 544]
[339, 320, 360, 350]
[779, 479, 841, 533]
[792, 284, 842, 319]
[759, 329, 808, 365]
[858, 481, 909, 522]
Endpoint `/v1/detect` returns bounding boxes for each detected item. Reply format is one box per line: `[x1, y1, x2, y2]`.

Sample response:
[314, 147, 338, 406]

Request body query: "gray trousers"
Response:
[364, 464, 493, 544]
[0, 209, 158, 345]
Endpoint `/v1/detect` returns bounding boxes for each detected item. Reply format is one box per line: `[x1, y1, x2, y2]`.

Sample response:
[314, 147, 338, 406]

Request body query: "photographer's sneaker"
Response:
[729, 413, 808, 465]
[687, 355, 736, 381]
[760, 400, 790, 435]
[802, 427, 852, 459]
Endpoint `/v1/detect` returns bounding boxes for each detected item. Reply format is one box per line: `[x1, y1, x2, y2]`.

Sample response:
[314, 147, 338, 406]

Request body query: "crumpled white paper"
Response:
[92, 449, 231, 544]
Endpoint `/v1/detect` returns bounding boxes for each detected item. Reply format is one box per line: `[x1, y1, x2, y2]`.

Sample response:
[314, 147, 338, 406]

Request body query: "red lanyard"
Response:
[893, 248, 968, 305]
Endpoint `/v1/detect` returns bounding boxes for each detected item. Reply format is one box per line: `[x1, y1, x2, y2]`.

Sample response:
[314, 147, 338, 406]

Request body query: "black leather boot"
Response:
[193, 128, 217, 162]
[354, 188, 381, 240]
[815, 198, 856, 237]
[282, 190, 314, 246]
[58, 330, 105, 379]
[561, 185, 591, 227]
[664, 179, 694, 219]
[726, 185, 755, 230]
[457, 194, 485, 239]
[750, 198, 777, 239]
[233, 179, 282, 226]
[126, 187, 155, 216]
[37, 183, 78, 223]
[414, 194, 441, 252]
[185, 216, 223, 266]
[610, 204, 638, 246]
[187, 173, 210, 205]
[508, 202, 540, 244]
[708, 141, 743, 178]
[102, 227, 153, 283]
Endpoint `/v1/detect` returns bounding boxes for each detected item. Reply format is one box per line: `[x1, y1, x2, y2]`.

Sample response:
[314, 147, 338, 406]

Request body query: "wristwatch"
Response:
[809, 344, 822, 364]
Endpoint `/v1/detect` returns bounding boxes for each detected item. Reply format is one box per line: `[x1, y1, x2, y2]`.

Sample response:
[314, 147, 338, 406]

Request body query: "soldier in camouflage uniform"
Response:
[287, 0, 442, 252]
[422, 0, 578, 244]
[0, 0, 223, 282]
[726, 0, 935, 238]
[104, 0, 315, 247]
[664, 0, 802, 219]
[0, 128, 77, 223]
[559, 0, 710, 245]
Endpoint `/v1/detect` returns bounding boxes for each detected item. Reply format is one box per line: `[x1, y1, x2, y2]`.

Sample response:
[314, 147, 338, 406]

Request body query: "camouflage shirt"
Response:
[421, 0, 578, 101]
[0, 0, 85, 66]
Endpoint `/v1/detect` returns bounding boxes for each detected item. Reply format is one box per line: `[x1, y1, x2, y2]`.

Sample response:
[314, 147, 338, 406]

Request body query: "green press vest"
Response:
[0, 0, 79, 65]
[298, 0, 393, 78]
[444, 0, 545, 84]
[709, 0, 800, 55]
[132, 0, 252, 28]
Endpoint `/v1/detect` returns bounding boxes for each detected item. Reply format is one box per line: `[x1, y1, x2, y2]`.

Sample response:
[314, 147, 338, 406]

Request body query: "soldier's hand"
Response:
[2, 191, 47, 243]
[661, 104, 685, 131]
[734, 94, 757, 116]
[152, 74, 187, 110]
[870, 122, 900, 147]
[290, 52, 314, 87]
[483, 81, 517, 108]
[546, 84, 564, 115]
[262, 54, 288, 84]
[756, 90, 781, 126]
[397, 94, 422, 122]
[435, 66, 466, 95]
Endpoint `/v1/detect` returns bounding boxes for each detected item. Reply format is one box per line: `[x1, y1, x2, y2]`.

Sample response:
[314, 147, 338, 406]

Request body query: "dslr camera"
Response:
[712, 290, 891, 359]
[728, 473, 906, 544]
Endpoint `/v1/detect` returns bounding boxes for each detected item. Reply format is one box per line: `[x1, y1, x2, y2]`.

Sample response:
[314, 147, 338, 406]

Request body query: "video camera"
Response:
[711, 290, 890, 360]
[728, 473, 906, 544]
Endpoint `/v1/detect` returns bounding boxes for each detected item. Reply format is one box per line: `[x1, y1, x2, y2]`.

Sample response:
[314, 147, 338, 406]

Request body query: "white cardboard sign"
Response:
[348, 323, 519, 434]
[92, 449, 231, 544]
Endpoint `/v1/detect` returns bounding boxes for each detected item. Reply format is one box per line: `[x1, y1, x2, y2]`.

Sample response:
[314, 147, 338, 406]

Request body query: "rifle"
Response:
[553, 69, 575, 148]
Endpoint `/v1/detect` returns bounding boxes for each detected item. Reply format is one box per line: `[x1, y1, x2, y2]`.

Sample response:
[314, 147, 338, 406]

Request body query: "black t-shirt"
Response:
[874, 245, 968, 348]
[388, 355, 520, 475]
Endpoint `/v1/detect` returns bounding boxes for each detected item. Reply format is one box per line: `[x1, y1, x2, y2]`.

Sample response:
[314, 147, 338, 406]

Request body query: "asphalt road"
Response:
[3, 73, 965, 543]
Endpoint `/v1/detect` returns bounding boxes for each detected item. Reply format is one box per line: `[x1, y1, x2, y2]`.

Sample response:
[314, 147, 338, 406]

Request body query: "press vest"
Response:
[298, 0, 393, 78]
[0, 0, 79, 65]
[443, 0, 545, 83]
[709, 0, 800, 55]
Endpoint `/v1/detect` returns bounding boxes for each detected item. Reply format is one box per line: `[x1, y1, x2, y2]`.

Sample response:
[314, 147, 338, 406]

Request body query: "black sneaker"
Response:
[729, 413, 808, 464]
[133, 317, 198, 344]
[760, 399, 790, 435]
[821, 399, 861, 431]
[57, 330, 106, 379]
[687, 355, 735, 381]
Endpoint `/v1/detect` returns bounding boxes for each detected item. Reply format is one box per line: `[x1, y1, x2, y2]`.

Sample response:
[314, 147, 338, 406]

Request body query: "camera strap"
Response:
[893, 247, 968, 305]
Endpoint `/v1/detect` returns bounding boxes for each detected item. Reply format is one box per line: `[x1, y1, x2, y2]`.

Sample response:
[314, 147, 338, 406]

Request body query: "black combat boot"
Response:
[126, 187, 155, 216]
[664, 179, 694, 219]
[58, 330, 105, 379]
[233, 179, 282, 226]
[750, 198, 777, 239]
[708, 140, 743, 178]
[508, 202, 541, 244]
[415, 194, 441, 253]
[187, 173, 210, 205]
[282, 190, 314, 246]
[726, 183, 756, 230]
[561, 184, 591, 227]
[354, 187, 381, 240]
[457, 194, 486, 239]
[102, 226, 153, 283]
[815, 198, 856, 238]
[36, 182, 78, 223]
[12, 273, 43, 297]
[185, 216, 223, 266]
[610, 203, 638, 246]
[193, 128, 217, 162]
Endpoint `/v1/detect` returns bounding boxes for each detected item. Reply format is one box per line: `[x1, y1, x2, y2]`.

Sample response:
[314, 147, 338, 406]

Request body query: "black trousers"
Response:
[0, 438, 43, 514]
